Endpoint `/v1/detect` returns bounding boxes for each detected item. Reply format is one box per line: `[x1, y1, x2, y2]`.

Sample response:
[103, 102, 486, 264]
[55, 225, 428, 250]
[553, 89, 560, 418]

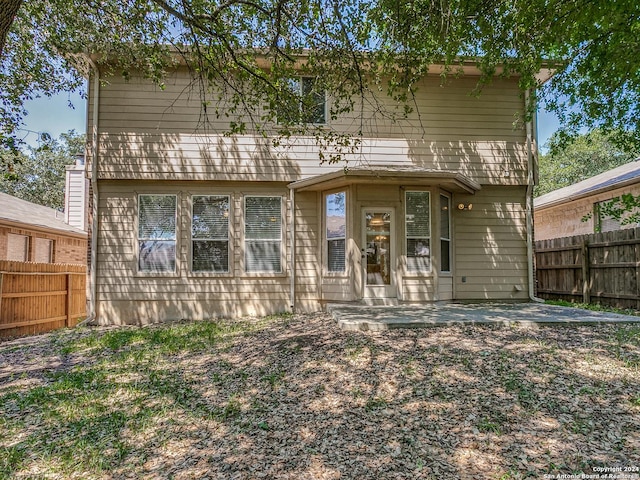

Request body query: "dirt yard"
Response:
[1, 312, 639, 479]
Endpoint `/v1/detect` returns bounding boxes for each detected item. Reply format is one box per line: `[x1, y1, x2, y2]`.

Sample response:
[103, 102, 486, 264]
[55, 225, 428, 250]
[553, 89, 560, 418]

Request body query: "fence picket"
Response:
[0, 261, 86, 338]
[535, 227, 640, 310]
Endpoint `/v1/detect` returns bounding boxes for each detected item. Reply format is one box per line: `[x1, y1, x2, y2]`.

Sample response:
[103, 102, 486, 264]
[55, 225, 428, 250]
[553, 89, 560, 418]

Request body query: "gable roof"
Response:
[534, 159, 640, 210]
[0, 192, 87, 237]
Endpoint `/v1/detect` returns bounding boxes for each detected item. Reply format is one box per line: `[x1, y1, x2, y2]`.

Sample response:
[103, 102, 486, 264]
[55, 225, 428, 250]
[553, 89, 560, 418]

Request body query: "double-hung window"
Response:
[244, 196, 282, 273]
[326, 191, 346, 272]
[440, 194, 451, 272]
[405, 191, 431, 272]
[279, 77, 326, 124]
[192, 195, 230, 273]
[138, 194, 177, 273]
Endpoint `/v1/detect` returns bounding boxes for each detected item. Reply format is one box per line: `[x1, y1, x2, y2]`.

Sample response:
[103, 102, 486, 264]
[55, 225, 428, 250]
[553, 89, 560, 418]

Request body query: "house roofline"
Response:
[73, 48, 555, 83]
[0, 218, 87, 239]
[289, 167, 481, 194]
[535, 161, 640, 211]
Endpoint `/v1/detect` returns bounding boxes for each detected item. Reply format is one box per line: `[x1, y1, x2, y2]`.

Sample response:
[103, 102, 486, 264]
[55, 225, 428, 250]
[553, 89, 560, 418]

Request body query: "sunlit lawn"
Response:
[1, 312, 639, 479]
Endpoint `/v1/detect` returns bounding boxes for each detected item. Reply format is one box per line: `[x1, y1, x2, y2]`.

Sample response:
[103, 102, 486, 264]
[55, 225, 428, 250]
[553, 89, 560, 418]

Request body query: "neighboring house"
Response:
[0, 192, 87, 264]
[83, 56, 550, 324]
[534, 160, 640, 241]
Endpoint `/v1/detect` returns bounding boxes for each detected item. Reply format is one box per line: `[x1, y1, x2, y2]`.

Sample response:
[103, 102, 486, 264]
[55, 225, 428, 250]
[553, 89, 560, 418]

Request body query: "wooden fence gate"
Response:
[0, 261, 86, 338]
[535, 228, 640, 310]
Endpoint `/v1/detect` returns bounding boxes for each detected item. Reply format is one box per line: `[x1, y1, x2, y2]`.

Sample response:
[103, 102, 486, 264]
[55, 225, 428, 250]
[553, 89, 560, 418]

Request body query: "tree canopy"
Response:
[536, 129, 640, 197]
[1, 0, 640, 157]
[0, 130, 85, 209]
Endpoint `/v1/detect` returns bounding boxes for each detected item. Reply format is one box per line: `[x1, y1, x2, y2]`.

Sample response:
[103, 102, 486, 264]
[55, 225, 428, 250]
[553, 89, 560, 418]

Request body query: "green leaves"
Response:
[1, 0, 640, 163]
[0, 130, 85, 209]
[537, 129, 640, 197]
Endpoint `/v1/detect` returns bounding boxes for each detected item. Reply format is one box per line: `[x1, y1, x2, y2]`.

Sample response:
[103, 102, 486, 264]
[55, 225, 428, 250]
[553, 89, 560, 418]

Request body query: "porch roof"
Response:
[288, 166, 482, 194]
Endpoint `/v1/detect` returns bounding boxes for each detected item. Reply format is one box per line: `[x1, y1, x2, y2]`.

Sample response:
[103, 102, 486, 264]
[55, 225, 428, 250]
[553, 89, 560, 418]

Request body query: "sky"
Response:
[19, 88, 560, 152]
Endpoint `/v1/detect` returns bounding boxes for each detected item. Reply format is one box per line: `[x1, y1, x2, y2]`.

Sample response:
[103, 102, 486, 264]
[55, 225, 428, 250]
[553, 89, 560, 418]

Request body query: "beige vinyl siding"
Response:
[293, 191, 320, 311]
[438, 277, 454, 300]
[453, 186, 529, 300]
[402, 277, 435, 302]
[89, 70, 527, 186]
[95, 180, 296, 324]
[65, 167, 88, 231]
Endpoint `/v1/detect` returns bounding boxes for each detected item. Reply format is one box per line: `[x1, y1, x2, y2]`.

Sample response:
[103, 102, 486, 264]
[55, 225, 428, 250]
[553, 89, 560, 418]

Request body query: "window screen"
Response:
[138, 195, 177, 272]
[7, 233, 28, 261]
[245, 196, 282, 272]
[326, 191, 346, 272]
[192, 195, 230, 272]
[406, 191, 431, 271]
[34, 238, 53, 263]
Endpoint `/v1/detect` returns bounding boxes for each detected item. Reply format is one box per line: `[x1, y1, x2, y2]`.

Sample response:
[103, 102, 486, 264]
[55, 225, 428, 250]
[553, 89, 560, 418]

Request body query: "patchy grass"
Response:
[544, 299, 640, 317]
[1, 313, 639, 479]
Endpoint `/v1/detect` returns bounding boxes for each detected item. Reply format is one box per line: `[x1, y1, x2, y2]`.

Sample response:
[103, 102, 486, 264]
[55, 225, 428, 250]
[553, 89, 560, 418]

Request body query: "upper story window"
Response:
[138, 194, 177, 273]
[244, 196, 282, 273]
[192, 195, 230, 273]
[405, 191, 431, 272]
[440, 194, 451, 272]
[326, 191, 346, 272]
[279, 77, 326, 124]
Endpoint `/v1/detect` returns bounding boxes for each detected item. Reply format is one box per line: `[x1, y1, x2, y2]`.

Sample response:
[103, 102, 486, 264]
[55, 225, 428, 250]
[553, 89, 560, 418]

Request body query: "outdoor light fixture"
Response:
[457, 203, 473, 211]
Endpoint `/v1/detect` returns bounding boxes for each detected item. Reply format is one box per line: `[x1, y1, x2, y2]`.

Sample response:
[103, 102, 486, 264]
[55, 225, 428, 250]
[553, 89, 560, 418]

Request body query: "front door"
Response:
[362, 208, 396, 298]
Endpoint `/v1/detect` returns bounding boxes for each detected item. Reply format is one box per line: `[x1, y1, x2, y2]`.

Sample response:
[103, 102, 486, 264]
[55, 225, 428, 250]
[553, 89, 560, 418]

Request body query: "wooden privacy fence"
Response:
[535, 227, 640, 309]
[0, 261, 86, 338]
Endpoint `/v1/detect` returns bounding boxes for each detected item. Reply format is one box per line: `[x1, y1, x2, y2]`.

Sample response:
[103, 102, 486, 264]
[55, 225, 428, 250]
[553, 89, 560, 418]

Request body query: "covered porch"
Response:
[288, 166, 482, 308]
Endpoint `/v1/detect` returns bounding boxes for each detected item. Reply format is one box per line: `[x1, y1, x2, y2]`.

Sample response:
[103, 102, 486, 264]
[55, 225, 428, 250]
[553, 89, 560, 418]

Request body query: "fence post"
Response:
[66, 273, 72, 327]
[581, 241, 590, 304]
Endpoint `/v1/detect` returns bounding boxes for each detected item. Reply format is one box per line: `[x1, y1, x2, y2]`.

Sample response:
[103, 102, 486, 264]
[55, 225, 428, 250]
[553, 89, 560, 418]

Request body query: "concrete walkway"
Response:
[327, 302, 640, 331]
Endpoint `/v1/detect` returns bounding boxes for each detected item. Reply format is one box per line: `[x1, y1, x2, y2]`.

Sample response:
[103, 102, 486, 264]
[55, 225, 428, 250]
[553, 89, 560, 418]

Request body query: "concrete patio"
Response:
[327, 302, 640, 331]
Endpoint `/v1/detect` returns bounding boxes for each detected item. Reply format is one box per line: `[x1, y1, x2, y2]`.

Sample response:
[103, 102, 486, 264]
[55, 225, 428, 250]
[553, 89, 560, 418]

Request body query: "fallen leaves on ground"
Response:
[1, 313, 639, 479]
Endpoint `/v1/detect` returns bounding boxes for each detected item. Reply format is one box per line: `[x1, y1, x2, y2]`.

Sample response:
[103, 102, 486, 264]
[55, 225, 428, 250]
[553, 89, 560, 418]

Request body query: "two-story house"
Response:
[83, 56, 546, 324]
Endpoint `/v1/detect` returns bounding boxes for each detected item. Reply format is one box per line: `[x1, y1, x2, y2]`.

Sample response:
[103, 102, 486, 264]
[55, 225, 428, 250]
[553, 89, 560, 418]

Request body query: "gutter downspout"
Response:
[525, 89, 545, 303]
[84, 56, 100, 323]
[289, 187, 296, 312]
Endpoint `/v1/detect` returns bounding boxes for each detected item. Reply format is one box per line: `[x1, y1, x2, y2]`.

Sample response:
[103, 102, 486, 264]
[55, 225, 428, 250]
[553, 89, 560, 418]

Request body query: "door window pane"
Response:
[366, 212, 391, 285]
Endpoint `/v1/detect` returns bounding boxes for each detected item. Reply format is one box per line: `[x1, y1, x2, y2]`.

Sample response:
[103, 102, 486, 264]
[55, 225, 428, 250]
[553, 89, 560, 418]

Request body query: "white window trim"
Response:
[404, 190, 432, 275]
[323, 189, 348, 277]
[135, 193, 179, 277]
[189, 194, 233, 277]
[439, 192, 452, 274]
[242, 194, 285, 276]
